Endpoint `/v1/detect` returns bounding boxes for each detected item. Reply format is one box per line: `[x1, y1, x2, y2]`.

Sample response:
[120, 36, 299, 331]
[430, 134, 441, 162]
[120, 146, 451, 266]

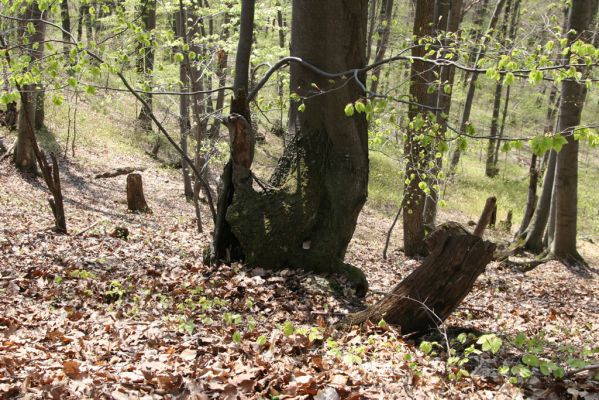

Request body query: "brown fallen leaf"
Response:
[63, 360, 82, 380]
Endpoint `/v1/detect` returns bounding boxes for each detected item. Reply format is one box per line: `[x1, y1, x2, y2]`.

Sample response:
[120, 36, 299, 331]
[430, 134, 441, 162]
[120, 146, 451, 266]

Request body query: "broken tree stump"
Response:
[126, 173, 150, 213]
[344, 222, 496, 334]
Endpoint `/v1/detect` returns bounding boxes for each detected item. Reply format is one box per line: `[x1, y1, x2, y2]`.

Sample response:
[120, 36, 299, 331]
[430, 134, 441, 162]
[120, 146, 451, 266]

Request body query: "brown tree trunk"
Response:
[520, 150, 556, 252]
[127, 173, 150, 213]
[213, 0, 370, 294]
[345, 221, 495, 333]
[402, 0, 436, 257]
[551, 0, 597, 262]
[175, 4, 193, 201]
[60, 0, 72, 57]
[423, 0, 463, 228]
[136, 0, 157, 131]
[14, 2, 45, 172]
[516, 154, 538, 236]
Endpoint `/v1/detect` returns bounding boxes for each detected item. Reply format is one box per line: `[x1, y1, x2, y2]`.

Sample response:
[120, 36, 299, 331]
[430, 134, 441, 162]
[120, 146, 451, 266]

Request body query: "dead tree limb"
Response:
[474, 196, 497, 237]
[343, 222, 496, 334]
[95, 167, 146, 179]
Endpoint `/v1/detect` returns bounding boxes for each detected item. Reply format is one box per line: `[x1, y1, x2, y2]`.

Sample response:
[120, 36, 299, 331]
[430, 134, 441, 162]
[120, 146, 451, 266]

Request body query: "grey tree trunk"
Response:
[551, 0, 598, 261]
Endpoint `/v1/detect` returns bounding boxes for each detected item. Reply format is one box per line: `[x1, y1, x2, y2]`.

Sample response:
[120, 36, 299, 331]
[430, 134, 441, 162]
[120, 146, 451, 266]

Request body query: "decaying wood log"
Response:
[95, 167, 146, 179]
[344, 222, 496, 334]
[33, 150, 67, 233]
[126, 173, 150, 213]
[474, 196, 497, 237]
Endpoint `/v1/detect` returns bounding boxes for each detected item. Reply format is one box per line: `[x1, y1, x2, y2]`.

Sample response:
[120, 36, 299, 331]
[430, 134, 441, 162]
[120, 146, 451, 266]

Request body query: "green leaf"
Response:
[232, 331, 241, 343]
[297, 103, 306, 112]
[85, 86, 96, 95]
[67, 77, 77, 88]
[256, 335, 267, 346]
[551, 135, 568, 152]
[522, 354, 540, 367]
[174, 52, 185, 63]
[503, 72, 515, 86]
[419, 341, 433, 355]
[498, 365, 509, 375]
[344, 103, 355, 117]
[52, 95, 64, 106]
[282, 320, 295, 337]
[553, 367, 565, 379]
[477, 334, 502, 354]
[354, 101, 366, 113]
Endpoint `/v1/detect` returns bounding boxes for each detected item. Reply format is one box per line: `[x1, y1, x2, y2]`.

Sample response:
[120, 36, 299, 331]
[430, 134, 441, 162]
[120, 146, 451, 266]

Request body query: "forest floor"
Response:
[1, 130, 598, 400]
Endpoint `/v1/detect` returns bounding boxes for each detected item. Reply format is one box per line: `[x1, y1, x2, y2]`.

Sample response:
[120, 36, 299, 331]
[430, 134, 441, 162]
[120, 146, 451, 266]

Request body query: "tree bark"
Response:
[126, 173, 150, 213]
[520, 150, 556, 253]
[213, 0, 370, 295]
[136, 0, 157, 131]
[423, 0, 463, 228]
[175, 4, 193, 200]
[60, 0, 72, 57]
[14, 2, 45, 172]
[551, 0, 597, 262]
[369, 0, 394, 94]
[403, 0, 435, 256]
[516, 154, 538, 236]
[345, 222, 495, 333]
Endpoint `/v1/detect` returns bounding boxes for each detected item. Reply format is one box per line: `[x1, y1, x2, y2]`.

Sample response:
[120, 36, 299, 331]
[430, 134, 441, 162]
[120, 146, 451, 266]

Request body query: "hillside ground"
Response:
[0, 96, 598, 399]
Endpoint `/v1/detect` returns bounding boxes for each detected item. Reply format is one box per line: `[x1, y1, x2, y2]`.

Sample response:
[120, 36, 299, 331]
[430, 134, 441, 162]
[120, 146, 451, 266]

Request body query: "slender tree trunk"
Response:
[520, 150, 556, 253]
[551, 0, 598, 261]
[449, 0, 506, 172]
[366, 0, 378, 63]
[60, 0, 72, 57]
[403, 0, 435, 257]
[485, 82, 503, 177]
[516, 154, 538, 235]
[369, 0, 394, 94]
[136, 0, 156, 132]
[209, 7, 231, 139]
[175, 5, 193, 200]
[423, 0, 463, 228]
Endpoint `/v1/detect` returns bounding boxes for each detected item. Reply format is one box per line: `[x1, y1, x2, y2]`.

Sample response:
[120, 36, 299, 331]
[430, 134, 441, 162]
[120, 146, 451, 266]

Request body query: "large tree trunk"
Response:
[14, 2, 45, 172]
[551, 0, 597, 262]
[345, 221, 495, 333]
[213, 0, 370, 294]
[14, 89, 37, 172]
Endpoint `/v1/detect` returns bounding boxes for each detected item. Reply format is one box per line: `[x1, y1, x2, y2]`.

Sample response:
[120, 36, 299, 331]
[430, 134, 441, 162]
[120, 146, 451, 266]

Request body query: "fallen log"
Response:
[343, 197, 497, 334]
[95, 167, 146, 179]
